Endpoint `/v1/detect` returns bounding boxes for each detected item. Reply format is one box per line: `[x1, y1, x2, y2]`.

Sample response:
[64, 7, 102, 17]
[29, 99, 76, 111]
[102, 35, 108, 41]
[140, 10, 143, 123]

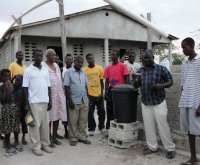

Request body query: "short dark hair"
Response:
[0, 69, 10, 77]
[33, 49, 43, 55]
[182, 37, 195, 48]
[74, 55, 84, 62]
[16, 51, 23, 57]
[112, 50, 120, 56]
[65, 53, 73, 58]
[86, 53, 93, 60]
[144, 49, 154, 57]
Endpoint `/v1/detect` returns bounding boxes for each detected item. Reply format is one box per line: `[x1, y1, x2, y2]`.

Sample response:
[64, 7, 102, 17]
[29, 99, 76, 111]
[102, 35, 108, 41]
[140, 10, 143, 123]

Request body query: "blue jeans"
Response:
[88, 96, 105, 131]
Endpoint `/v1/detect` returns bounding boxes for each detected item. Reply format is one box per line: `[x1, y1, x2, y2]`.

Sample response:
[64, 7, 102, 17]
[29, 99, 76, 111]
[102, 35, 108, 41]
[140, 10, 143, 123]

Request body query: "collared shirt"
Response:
[179, 54, 200, 109]
[64, 67, 88, 104]
[138, 63, 173, 106]
[23, 64, 51, 103]
[9, 62, 26, 78]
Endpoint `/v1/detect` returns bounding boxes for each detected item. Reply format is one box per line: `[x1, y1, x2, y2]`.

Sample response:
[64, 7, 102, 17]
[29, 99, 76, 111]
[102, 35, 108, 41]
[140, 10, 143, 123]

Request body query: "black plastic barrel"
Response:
[112, 84, 138, 123]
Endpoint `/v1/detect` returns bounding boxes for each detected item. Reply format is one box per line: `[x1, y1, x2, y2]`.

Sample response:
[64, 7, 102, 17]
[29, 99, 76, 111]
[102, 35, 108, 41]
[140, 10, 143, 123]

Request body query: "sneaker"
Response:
[166, 151, 175, 159]
[33, 149, 43, 156]
[88, 131, 95, 136]
[52, 138, 62, 145]
[56, 134, 64, 139]
[100, 128, 106, 133]
[42, 145, 53, 153]
[69, 141, 77, 146]
[78, 139, 91, 145]
[143, 147, 158, 155]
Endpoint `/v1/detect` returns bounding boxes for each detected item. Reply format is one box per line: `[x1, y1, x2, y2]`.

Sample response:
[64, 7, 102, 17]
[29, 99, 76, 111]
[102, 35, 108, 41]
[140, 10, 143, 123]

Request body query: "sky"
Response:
[0, 0, 200, 46]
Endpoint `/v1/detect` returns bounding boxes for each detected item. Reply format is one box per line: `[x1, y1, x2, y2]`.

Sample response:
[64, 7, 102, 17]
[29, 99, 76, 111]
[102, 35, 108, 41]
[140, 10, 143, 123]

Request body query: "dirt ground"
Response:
[0, 125, 191, 165]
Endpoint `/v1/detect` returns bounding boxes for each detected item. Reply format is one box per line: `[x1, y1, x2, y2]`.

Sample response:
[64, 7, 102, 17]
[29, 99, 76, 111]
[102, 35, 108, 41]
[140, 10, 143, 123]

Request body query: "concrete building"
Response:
[0, 5, 177, 69]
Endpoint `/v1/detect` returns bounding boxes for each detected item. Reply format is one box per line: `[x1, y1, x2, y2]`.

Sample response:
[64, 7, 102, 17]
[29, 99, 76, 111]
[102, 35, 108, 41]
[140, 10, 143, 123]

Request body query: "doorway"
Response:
[47, 46, 63, 68]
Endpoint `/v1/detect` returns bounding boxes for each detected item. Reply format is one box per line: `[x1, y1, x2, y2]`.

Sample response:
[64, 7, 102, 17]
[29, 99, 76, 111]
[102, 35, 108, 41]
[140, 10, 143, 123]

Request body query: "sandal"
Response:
[6, 147, 17, 156]
[143, 147, 158, 155]
[182, 159, 200, 165]
[166, 151, 175, 159]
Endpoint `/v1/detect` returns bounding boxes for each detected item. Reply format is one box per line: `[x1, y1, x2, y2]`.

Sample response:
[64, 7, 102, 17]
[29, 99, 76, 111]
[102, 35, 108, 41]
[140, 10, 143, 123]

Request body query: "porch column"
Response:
[57, 0, 67, 65]
[14, 35, 18, 58]
[147, 13, 152, 49]
[104, 38, 109, 67]
[169, 41, 172, 72]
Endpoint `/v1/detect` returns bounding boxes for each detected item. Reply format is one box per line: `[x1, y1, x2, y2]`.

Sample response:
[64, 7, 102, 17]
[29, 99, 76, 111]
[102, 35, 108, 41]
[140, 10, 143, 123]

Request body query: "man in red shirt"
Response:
[104, 50, 129, 129]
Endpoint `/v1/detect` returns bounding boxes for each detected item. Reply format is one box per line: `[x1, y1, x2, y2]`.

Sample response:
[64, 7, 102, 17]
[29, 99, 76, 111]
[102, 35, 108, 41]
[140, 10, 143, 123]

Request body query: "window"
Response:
[102, 45, 112, 62]
[24, 43, 37, 61]
[73, 44, 83, 59]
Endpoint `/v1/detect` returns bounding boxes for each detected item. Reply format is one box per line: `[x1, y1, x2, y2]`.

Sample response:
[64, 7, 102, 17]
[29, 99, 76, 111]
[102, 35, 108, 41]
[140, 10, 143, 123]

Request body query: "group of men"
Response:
[1, 37, 199, 165]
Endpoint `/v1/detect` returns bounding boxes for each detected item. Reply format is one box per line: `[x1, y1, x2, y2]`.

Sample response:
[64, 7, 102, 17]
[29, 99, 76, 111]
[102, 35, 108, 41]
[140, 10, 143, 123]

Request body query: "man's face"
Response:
[34, 51, 43, 64]
[142, 52, 154, 67]
[128, 53, 135, 63]
[16, 52, 24, 62]
[181, 42, 192, 56]
[65, 56, 73, 67]
[2, 72, 11, 82]
[74, 57, 84, 70]
[111, 51, 119, 62]
[86, 55, 94, 66]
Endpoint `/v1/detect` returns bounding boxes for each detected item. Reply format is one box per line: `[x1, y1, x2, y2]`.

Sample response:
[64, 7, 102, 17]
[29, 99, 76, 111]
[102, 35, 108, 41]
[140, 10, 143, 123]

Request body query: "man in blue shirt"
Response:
[64, 55, 91, 146]
[134, 49, 175, 159]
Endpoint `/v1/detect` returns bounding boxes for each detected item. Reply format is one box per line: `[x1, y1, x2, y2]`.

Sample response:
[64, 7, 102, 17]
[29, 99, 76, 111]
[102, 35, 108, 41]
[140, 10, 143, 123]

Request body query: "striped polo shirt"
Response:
[179, 54, 200, 109]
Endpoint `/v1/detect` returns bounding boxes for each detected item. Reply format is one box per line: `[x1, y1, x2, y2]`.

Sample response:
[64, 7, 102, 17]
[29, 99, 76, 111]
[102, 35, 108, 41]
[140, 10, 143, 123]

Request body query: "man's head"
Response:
[65, 54, 73, 68]
[16, 51, 24, 63]
[33, 49, 43, 65]
[128, 51, 136, 64]
[181, 37, 195, 56]
[111, 50, 119, 63]
[46, 49, 56, 63]
[74, 55, 84, 71]
[142, 49, 154, 67]
[86, 53, 94, 66]
[0, 69, 11, 82]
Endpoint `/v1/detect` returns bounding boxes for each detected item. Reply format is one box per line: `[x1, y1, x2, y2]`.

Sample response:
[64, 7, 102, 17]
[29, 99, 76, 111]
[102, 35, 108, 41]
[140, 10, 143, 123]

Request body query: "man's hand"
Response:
[24, 103, 30, 112]
[47, 101, 52, 111]
[152, 83, 164, 91]
[196, 106, 200, 117]
[69, 101, 75, 110]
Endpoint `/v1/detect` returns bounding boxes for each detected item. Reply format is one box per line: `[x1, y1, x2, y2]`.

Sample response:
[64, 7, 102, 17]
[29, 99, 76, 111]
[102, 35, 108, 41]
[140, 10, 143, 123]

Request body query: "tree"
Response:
[172, 53, 184, 65]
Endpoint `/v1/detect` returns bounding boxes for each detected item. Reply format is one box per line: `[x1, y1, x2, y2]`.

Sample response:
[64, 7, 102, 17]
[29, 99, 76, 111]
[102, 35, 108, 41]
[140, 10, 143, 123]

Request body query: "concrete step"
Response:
[110, 120, 139, 132]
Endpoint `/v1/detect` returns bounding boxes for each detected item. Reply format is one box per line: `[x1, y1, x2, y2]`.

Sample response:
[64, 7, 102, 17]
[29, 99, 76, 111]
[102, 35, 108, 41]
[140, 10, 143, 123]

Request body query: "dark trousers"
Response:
[20, 108, 28, 134]
[106, 87, 114, 129]
[88, 96, 105, 131]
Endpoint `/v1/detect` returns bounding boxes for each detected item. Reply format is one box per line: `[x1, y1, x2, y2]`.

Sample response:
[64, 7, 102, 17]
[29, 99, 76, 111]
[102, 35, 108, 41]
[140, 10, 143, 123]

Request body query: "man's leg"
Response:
[77, 103, 89, 141]
[141, 103, 158, 151]
[96, 97, 105, 131]
[29, 103, 43, 151]
[154, 100, 175, 152]
[20, 108, 28, 145]
[88, 97, 96, 132]
[68, 105, 79, 143]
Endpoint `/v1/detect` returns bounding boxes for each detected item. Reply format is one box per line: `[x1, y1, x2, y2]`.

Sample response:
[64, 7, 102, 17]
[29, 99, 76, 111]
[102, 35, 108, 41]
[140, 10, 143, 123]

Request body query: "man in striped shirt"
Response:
[179, 37, 200, 165]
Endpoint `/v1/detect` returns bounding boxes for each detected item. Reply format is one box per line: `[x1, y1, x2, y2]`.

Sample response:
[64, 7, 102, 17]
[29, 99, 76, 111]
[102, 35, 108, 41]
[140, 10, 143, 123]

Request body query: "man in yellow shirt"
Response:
[9, 51, 27, 145]
[84, 53, 106, 136]
[9, 51, 26, 79]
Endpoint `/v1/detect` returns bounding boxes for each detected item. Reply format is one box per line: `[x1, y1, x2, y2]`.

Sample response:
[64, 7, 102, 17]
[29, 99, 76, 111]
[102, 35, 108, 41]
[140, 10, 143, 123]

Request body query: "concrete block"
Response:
[108, 137, 137, 149]
[109, 129, 138, 141]
[110, 120, 139, 132]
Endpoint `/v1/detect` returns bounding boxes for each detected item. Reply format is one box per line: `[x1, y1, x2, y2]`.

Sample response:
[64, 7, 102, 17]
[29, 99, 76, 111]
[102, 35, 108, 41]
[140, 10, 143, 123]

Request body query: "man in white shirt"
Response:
[124, 51, 141, 83]
[23, 49, 53, 156]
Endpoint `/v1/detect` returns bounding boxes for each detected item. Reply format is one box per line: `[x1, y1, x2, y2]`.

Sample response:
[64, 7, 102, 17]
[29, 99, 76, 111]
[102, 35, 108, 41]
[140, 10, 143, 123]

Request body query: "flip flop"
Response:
[181, 159, 200, 165]
[6, 147, 18, 156]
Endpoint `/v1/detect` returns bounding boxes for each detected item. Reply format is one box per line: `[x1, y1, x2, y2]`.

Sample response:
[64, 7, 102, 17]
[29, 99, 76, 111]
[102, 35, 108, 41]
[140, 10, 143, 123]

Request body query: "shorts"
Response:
[180, 107, 200, 135]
